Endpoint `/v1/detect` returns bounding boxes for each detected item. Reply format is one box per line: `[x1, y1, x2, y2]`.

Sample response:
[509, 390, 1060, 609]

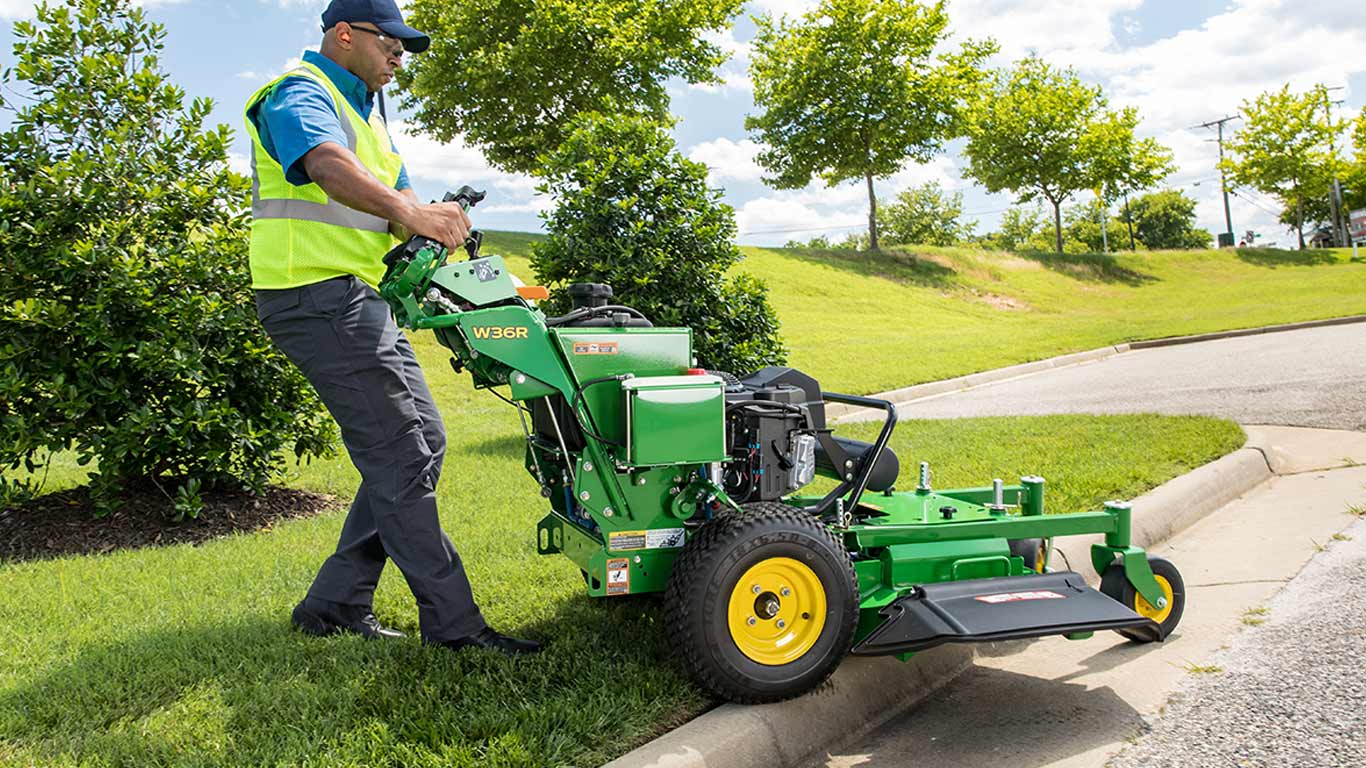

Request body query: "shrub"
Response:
[0, 0, 335, 516]
[530, 113, 787, 374]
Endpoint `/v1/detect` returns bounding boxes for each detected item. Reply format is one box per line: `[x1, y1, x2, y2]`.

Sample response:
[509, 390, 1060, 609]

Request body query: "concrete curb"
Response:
[603, 435, 1279, 768]
[825, 314, 1366, 421]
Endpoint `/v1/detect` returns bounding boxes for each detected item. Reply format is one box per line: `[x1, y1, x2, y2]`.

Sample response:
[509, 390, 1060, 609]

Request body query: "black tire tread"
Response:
[664, 502, 859, 704]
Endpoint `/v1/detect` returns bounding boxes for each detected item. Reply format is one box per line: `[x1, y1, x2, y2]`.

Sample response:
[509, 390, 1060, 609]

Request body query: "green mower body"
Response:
[378, 197, 1186, 703]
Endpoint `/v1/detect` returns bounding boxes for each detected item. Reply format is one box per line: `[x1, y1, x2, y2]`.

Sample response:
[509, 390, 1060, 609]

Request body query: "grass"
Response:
[0, 389, 1243, 766]
[7, 233, 1329, 766]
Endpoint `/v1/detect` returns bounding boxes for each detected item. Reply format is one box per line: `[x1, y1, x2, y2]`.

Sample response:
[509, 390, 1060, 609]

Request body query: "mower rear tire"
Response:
[1100, 556, 1185, 642]
[665, 502, 859, 704]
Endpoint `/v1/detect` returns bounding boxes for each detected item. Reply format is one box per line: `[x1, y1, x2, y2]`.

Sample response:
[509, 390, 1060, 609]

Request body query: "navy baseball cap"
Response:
[322, 0, 431, 54]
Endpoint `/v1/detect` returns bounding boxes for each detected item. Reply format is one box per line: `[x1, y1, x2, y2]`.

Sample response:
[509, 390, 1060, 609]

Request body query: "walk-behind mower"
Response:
[379, 189, 1186, 703]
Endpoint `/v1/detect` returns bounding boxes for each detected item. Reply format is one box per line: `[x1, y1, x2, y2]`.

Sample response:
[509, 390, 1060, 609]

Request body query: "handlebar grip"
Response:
[446, 186, 487, 210]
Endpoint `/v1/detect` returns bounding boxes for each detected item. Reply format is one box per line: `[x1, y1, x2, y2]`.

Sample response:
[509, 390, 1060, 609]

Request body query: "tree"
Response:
[397, 0, 744, 174]
[878, 181, 977, 246]
[1064, 200, 1130, 253]
[1121, 190, 1212, 250]
[981, 206, 1048, 252]
[1223, 84, 1334, 250]
[1347, 107, 1366, 215]
[746, 0, 994, 250]
[1085, 109, 1175, 250]
[0, 0, 334, 514]
[963, 56, 1139, 255]
[530, 114, 786, 374]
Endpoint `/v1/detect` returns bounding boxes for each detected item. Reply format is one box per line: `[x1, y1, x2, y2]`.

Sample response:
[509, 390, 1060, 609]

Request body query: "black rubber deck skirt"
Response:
[852, 571, 1160, 656]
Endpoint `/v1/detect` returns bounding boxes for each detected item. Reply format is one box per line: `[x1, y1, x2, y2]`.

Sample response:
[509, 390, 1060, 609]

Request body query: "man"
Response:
[246, 0, 540, 656]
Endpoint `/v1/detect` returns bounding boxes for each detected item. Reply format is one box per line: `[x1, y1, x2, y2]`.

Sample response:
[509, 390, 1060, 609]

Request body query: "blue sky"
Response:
[3, 0, 1363, 247]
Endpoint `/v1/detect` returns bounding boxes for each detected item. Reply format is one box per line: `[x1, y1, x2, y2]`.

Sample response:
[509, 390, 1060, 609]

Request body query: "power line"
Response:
[739, 222, 866, 237]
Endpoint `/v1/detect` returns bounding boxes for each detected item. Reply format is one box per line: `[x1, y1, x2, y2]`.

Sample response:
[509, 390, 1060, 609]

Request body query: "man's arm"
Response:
[302, 143, 470, 250]
[390, 188, 419, 241]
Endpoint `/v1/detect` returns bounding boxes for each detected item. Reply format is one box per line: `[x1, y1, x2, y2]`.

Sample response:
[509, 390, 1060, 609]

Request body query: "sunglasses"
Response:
[347, 24, 405, 58]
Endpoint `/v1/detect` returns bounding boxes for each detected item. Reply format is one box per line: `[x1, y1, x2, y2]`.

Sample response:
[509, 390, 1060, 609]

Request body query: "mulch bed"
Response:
[0, 486, 340, 565]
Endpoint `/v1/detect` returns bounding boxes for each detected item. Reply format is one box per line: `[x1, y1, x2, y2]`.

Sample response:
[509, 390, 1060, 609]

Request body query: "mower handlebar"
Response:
[382, 186, 488, 268]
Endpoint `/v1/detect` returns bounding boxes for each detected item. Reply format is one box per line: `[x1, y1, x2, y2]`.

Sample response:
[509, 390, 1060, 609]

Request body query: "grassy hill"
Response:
[484, 232, 1366, 394]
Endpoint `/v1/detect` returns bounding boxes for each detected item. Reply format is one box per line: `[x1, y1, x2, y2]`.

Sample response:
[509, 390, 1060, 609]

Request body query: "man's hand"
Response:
[302, 142, 473, 251]
[394, 199, 472, 252]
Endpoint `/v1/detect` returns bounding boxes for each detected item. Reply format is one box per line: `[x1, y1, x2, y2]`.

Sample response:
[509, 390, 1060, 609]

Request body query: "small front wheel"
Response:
[1009, 538, 1050, 573]
[665, 502, 859, 704]
[1100, 556, 1185, 642]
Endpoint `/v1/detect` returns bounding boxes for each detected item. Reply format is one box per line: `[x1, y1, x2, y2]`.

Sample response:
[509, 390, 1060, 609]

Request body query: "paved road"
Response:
[1108, 516, 1366, 768]
[894, 323, 1366, 431]
[805, 446, 1366, 768]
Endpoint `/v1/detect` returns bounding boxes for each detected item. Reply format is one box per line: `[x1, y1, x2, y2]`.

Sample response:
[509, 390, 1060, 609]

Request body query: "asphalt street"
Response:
[1108, 516, 1366, 768]
[893, 323, 1366, 430]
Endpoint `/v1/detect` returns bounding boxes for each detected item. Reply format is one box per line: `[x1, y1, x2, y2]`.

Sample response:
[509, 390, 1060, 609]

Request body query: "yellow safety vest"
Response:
[243, 62, 404, 289]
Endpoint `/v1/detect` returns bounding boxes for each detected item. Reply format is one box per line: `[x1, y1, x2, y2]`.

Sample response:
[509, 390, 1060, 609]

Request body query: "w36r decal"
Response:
[471, 326, 529, 340]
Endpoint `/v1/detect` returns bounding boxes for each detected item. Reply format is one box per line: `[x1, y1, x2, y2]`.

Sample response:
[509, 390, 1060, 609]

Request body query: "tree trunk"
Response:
[1052, 200, 1063, 255]
[1297, 197, 1305, 250]
[1125, 191, 1136, 251]
[866, 172, 878, 251]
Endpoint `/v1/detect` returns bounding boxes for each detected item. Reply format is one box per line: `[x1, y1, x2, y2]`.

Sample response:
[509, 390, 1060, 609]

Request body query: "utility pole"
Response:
[1194, 116, 1239, 247]
[1318, 85, 1347, 247]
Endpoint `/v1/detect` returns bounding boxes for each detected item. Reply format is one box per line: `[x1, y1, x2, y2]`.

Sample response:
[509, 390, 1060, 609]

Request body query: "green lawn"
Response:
[1, 405, 1242, 767]
[2, 234, 1342, 767]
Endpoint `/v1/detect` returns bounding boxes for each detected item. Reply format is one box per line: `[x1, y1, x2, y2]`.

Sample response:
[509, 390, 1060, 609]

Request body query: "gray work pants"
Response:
[256, 275, 486, 642]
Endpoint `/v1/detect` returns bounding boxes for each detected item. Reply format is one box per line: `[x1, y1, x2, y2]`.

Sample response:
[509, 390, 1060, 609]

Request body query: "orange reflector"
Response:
[517, 286, 550, 301]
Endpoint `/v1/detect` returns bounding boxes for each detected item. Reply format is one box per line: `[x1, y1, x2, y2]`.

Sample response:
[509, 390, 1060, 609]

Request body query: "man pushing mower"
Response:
[246, 0, 539, 656]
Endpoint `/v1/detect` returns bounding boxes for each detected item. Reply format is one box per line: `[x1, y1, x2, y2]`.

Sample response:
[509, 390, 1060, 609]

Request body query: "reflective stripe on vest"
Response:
[244, 63, 402, 289]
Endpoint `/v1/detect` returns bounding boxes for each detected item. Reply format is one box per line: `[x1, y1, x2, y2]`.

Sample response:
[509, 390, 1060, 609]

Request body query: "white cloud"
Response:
[389, 121, 546, 211]
[735, 193, 867, 244]
[688, 137, 766, 184]
[227, 151, 252, 176]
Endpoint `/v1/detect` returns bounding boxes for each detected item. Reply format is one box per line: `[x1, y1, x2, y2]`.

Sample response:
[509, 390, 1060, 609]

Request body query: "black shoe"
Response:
[431, 627, 542, 656]
[292, 598, 406, 640]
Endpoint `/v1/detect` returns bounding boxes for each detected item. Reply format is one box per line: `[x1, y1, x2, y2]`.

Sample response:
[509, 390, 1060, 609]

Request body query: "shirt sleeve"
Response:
[256, 77, 351, 187]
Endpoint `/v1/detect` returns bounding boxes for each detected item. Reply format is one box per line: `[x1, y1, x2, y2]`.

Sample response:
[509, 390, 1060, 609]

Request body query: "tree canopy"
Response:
[962, 55, 1165, 255]
[878, 181, 976, 247]
[397, 0, 744, 174]
[1223, 84, 1334, 249]
[1121, 190, 1212, 250]
[746, 0, 994, 250]
[530, 113, 786, 374]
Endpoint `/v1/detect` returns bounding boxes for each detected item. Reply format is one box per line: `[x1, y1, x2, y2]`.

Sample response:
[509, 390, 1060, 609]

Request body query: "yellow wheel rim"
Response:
[1035, 540, 1048, 572]
[727, 557, 827, 666]
[1134, 575, 1174, 624]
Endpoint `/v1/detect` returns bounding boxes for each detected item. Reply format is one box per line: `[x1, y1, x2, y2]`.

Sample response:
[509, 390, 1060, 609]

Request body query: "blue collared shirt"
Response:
[248, 50, 410, 190]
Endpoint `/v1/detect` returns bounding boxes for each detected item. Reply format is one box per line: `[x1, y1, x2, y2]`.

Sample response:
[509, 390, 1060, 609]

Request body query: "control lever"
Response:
[382, 186, 487, 268]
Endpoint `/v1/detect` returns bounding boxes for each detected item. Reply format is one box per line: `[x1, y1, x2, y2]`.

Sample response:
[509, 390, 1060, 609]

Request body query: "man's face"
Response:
[338, 22, 404, 92]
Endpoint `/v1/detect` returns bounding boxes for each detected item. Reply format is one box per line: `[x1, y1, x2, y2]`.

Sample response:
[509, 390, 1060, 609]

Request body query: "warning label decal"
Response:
[573, 342, 620, 356]
[606, 558, 630, 596]
[647, 528, 686, 549]
[609, 528, 686, 551]
[974, 591, 1066, 604]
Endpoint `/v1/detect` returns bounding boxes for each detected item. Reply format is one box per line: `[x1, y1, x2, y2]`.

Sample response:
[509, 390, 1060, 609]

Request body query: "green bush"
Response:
[879, 181, 977, 247]
[530, 113, 787, 374]
[0, 0, 335, 516]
